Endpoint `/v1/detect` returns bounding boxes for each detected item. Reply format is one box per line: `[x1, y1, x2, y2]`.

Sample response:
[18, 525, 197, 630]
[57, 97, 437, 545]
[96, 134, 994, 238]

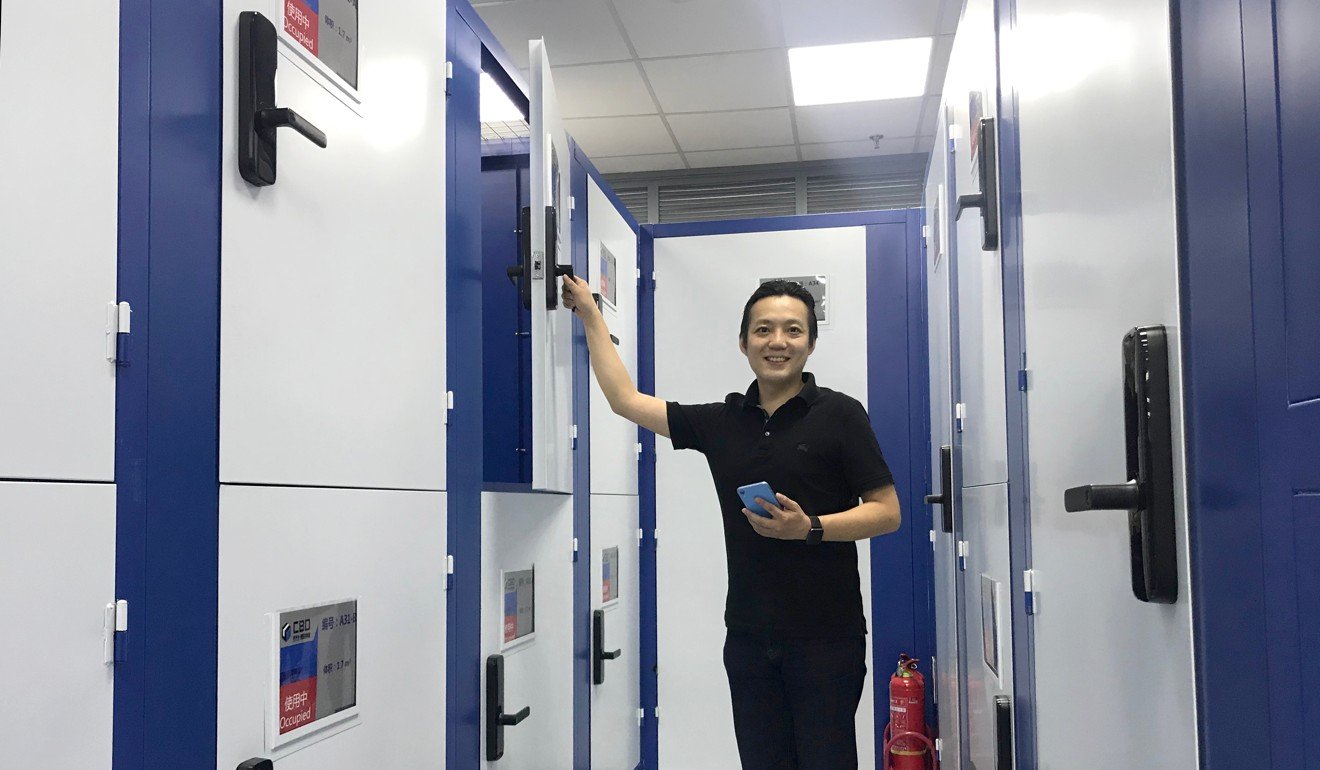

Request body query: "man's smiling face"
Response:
[739, 295, 816, 387]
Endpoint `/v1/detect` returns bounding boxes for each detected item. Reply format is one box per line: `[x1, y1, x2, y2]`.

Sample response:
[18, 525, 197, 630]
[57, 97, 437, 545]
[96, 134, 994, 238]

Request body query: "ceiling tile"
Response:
[643, 51, 790, 113]
[685, 146, 800, 168]
[593, 153, 687, 173]
[800, 137, 917, 160]
[613, 0, 784, 58]
[665, 109, 794, 152]
[475, 0, 633, 69]
[794, 96, 925, 144]
[554, 62, 657, 118]
[564, 115, 678, 157]
[778, 0, 941, 48]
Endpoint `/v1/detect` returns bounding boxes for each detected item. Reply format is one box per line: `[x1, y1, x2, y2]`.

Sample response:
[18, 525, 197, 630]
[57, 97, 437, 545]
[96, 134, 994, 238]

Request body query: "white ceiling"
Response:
[474, 0, 961, 173]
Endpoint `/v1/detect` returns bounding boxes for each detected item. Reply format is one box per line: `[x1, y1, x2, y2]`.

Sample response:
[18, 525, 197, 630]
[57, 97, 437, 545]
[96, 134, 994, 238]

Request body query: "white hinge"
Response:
[637, 528, 644, 543]
[105, 301, 131, 364]
[104, 599, 128, 664]
[445, 390, 455, 425]
[1024, 568, 1038, 615]
[922, 224, 931, 247]
[954, 402, 966, 433]
[635, 442, 643, 456]
[572, 537, 579, 561]
[653, 528, 658, 547]
[935, 737, 944, 762]
[571, 424, 578, 450]
[957, 540, 968, 571]
[654, 706, 661, 721]
[636, 708, 645, 726]
[446, 555, 455, 591]
[929, 529, 936, 544]
[570, 196, 576, 216]
[446, 61, 454, 80]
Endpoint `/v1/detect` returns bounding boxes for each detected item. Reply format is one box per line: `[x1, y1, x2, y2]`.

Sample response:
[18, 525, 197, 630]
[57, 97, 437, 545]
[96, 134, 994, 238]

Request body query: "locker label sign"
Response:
[502, 568, 535, 647]
[602, 546, 619, 604]
[276, 600, 358, 737]
[281, 0, 359, 89]
[599, 245, 618, 309]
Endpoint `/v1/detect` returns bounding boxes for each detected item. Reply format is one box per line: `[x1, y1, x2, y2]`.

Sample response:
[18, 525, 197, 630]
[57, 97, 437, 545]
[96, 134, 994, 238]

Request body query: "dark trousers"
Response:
[723, 631, 868, 770]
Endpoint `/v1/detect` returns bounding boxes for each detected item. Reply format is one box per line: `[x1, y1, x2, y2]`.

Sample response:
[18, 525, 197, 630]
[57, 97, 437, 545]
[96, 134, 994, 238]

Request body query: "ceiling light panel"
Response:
[789, 38, 934, 106]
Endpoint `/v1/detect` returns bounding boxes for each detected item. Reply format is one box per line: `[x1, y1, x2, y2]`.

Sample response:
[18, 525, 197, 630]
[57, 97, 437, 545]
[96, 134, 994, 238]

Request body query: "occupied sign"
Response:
[283, 0, 359, 88]
[278, 600, 358, 735]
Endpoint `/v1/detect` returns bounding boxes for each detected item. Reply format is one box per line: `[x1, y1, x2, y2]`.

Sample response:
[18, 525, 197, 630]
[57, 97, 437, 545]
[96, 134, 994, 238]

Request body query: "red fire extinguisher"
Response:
[884, 654, 938, 770]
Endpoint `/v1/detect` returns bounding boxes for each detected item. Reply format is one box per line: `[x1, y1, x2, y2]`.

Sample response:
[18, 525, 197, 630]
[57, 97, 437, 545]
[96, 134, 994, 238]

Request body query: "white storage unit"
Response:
[653, 226, 876, 769]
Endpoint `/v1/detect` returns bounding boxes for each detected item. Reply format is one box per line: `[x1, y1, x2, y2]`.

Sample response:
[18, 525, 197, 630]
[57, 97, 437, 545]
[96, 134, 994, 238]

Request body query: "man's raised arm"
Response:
[561, 274, 670, 438]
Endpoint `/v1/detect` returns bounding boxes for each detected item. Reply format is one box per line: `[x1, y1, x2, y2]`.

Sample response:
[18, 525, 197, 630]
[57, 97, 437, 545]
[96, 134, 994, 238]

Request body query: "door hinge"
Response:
[954, 402, 966, 433]
[922, 224, 931, 249]
[1017, 369, 1030, 392]
[572, 424, 579, 450]
[636, 707, 645, 726]
[572, 537, 579, 562]
[446, 554, 455, 591]
[570, 196, 576, 219]
[929, 529, 936, 544]
[635, 442, 643, 456]
[444, 61, 453, 96]
[445, 390, 455, 425]
[106, 301, 131, 366]
[957, 540, 968, 572]
[654, 706, 661, 721]
[935, 737, 944, 763]
[653, 528, 659, 547]
[104, 599, 128, 664]
[637, 528, 644, 544]
[1024, 568, 1038, 615]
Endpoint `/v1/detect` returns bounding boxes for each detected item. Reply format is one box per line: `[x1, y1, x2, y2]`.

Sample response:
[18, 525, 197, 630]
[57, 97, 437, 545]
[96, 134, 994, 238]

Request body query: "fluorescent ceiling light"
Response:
[789, 38, 934, 106]
[480, 72, 525, 123]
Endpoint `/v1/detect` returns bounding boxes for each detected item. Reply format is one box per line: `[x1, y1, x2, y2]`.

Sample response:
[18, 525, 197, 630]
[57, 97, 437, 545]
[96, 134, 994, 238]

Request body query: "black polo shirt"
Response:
[666, 372, 894, 639]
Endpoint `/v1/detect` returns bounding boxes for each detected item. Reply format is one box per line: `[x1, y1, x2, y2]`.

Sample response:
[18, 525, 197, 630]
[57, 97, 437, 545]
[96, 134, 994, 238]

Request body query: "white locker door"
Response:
[529, 39, 574, 493]
[481, 492, 575, 769]
[0, 2, 120, 767]
[0, 483, 117, 768]
[946, 0, 1015, 763]
[0, 0, 119, 481]
[219, 1, 447, 491]
[590, 496, 641, 770]
[925, 147, 964, 761]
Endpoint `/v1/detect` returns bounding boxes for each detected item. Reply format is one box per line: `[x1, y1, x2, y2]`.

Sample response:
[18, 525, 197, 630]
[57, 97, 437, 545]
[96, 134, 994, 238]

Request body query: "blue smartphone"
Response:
[736, 481, 778, 518]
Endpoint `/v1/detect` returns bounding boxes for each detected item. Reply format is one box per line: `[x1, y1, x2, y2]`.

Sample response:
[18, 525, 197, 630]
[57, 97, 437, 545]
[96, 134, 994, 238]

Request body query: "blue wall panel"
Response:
[447, 6, 485, 767]
[570, 152, 593, 769]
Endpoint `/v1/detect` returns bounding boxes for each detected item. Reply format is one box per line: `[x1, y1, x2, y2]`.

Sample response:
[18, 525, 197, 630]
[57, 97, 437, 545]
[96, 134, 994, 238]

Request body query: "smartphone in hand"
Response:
[736, 481, 778, 518]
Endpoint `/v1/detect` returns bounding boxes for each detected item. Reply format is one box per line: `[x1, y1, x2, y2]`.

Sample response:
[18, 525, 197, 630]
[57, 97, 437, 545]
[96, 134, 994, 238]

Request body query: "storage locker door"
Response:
[529, 39, 574, 494]
[590, 496, 642, 770]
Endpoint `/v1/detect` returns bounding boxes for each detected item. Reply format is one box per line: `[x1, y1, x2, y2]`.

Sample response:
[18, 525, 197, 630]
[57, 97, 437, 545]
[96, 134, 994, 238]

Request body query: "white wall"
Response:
[653, 227, 876, 769]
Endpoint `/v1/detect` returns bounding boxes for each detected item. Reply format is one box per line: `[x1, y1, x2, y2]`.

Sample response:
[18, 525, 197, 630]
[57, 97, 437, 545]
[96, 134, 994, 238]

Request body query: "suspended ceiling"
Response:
[473, 0, 963, 173]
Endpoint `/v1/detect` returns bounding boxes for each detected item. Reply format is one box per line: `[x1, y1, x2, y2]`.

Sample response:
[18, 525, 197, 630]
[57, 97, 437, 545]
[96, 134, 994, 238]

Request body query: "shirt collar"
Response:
[743, 372, 820, 410]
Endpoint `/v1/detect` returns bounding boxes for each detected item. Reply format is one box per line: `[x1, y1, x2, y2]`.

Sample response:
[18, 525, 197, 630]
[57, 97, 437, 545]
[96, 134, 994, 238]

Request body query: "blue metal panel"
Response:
[114, 0, 221, 765]
[113, 0, 150, 764]
[991, 2, 1039, 765]
[865, 218, 935, 750]
[570, 152, 593, 769]
[481, 155, 533, 486]
[447, 7, 485, 767]
[571, 143, 642, 235]
[637, 228, 659, 770]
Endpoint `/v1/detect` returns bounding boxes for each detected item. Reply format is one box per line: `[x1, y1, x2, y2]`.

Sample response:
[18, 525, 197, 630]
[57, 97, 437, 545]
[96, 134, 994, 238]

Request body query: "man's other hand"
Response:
[743, 493, 811, 540]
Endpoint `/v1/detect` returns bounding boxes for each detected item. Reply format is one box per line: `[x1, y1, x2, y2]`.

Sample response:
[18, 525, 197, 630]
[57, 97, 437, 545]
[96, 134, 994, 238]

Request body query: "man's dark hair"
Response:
[739, 280, 819, 345]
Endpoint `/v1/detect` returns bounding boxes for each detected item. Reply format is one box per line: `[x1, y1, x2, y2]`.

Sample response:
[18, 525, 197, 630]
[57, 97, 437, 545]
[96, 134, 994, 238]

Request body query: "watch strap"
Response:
[805, 515, 824, 545]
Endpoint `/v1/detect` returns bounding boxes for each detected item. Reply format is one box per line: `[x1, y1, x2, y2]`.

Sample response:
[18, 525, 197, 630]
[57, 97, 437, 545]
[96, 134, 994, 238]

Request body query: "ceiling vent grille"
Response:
[805, 170, 923, 213]
[612, 187, 650, 224]
[658, 178, 797, 223]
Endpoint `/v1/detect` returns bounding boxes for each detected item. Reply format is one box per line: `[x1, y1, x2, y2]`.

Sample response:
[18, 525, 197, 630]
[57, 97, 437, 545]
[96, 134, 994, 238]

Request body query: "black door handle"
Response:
[593, 609, 622, 685]
[236, 760, 273, 770]
[924, 445, 954, 533]
[1062, 326, 1177, 604]
[486, 654, 532, 761]
[954, 117, 1000, 251]
[994, 695, 1013, 770]
[256, 106, 328, 148]
[238, 12, 328, 187]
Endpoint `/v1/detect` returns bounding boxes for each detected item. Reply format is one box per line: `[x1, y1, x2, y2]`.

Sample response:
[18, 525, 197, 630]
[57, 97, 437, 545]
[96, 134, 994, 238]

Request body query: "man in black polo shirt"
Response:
[562, 275, 901, 769]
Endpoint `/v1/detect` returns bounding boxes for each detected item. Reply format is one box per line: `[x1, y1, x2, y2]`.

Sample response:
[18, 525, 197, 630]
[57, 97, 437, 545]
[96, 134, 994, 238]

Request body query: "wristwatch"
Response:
[804, 515, 824, 545]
